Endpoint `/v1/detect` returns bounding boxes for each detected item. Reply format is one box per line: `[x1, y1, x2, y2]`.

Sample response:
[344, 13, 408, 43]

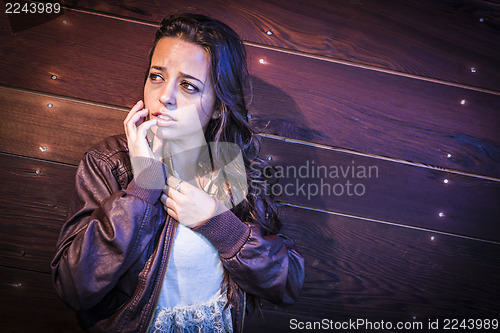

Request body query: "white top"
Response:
[159, 224, 223, 307]
[148, 224, 232, 332]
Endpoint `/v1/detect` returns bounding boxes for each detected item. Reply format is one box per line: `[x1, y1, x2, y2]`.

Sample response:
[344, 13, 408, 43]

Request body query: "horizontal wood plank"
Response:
[0, 9, 151, 107]
[0, 153, 75, 273]
[0, 265, 83, 332]
[273, 205, 500, 320]
[0, 87, 125, 165]
[61, 0, 500, 92]
[260, 137, 500, 242]
[1, 8, 499, 178]
[246, 46, 500, 179]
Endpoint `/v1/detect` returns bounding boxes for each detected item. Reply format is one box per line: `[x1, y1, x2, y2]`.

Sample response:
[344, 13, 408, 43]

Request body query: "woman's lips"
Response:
[152, 113, 175, 127]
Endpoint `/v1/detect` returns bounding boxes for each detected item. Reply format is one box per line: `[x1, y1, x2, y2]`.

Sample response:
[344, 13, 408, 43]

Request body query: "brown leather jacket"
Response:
[51, 135, 305, 332]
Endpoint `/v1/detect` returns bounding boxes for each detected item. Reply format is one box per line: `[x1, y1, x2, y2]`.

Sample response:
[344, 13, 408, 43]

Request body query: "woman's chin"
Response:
[151, 126, 174, 140]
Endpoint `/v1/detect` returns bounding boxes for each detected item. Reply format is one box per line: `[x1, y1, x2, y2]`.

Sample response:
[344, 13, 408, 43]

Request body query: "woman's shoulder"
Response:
[83, 134, 130, 171]
[81, 134, 132, 187]
[86, 134, 128, 159]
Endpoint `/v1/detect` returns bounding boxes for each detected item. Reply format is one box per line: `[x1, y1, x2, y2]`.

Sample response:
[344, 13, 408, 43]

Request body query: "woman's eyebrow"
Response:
[151, 65, 165, 71]
[181, 73, 204, 86]
[150, 65, 204, 86]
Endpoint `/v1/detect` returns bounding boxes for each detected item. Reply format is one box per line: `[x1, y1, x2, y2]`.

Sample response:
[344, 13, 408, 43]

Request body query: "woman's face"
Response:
[144, 37, 216, 141]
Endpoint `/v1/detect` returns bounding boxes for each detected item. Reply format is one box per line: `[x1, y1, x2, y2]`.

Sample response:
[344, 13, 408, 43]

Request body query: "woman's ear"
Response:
[212, 110, 221, 119]
[212, 100, 223, 119]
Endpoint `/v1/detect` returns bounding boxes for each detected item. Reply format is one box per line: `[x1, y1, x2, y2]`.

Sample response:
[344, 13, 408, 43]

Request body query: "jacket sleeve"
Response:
[51, 151, 166, 312]
[193, 200, 305, 305]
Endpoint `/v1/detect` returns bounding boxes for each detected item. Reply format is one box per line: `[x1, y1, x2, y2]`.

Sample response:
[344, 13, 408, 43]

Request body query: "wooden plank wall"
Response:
[1, 0, 499, 332]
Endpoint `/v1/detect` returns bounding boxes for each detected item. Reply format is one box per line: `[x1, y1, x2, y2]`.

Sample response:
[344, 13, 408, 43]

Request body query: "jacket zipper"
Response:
[142, 216, 177, 332]
[240, 291, 246, 333]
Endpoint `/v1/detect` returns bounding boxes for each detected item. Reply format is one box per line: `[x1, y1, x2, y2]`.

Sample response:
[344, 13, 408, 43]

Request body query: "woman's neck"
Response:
[151, 133, 209, 182]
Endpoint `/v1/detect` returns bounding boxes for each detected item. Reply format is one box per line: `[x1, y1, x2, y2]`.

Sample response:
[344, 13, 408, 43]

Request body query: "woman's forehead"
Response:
[151, 37, 210, 76]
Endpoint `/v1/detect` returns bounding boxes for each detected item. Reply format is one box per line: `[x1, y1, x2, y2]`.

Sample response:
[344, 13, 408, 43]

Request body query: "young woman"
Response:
[51, 13, 305, 333]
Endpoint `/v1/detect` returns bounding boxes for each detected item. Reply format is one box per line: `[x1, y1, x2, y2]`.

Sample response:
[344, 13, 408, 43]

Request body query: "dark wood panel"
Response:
[0, 153, 75, 273]
[0, 265, 83, 332]
[0, 257, 303, 333]
[62, 0, 500, 92]
[246, 46, 500, 179]
[272, 205, 500, 321]
[260, 137, 500, 242]
[0, 9, 151, 107]
[1, 9, 498, 178]
[0, 87, 124, 165]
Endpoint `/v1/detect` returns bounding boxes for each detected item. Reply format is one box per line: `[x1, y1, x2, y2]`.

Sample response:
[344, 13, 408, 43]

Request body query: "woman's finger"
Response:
[161, 192, 180, 220]
[125, 109, 149, 135]
[136, 117, 158, 139]
[124, 100, 144, 129]
[166, 207, 179, 221]
[165, 196, 176, 210]
[160, 193, 167, 206]
[165, 175, 180, 187]
[165, 176, 196, 194]
[163, 184, 182, 203]
[160, 193, 175, 209]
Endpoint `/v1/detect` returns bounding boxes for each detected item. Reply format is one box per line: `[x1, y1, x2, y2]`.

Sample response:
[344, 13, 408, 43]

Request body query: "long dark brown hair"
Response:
[146, 13, 281, 308]
[146, 12, 281, 235]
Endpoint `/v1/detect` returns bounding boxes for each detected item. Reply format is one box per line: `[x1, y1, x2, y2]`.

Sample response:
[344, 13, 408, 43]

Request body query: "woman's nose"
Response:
[159, 83, 177, 109]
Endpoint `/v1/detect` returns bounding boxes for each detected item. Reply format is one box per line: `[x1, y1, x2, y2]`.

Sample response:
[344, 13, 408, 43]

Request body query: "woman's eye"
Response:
[149, 73, 163, 82]
[181, 81, 199, 93]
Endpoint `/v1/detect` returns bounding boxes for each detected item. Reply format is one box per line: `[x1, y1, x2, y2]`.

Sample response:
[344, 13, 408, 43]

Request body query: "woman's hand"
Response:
[124, 100, 157, 159]
[160, 176, 217, 228]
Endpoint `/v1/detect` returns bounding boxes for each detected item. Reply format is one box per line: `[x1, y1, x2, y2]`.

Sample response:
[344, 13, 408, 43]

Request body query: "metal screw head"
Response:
[460, 99, 466, 105]
[470, 67, 477, 73]
[247, 113, 252, 119]
[438, 212, 445, 218]
[47, 103, 53, 108]
[267, 156, 272, 161]
[266, 30, 273, 35]
[62, 20, 67, 24]
[35, 169, 41, 175]
[479, 18, 484, 23]
[39, 146, 47, 152]
[51, 75, 57, 80]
